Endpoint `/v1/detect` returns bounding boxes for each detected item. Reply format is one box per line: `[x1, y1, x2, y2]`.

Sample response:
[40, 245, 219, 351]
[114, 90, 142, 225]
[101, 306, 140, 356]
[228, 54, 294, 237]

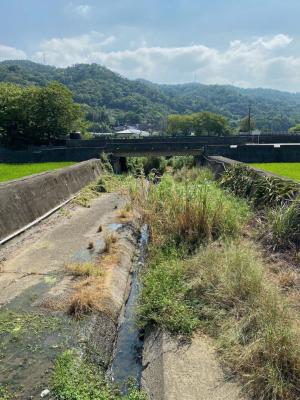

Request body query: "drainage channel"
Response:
[110, 224, 149, 392]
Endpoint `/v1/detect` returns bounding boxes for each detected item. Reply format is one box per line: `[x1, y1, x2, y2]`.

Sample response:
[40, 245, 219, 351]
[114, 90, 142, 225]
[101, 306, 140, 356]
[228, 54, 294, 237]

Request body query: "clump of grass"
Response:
[264, 202, 300, 250]
[73, 179, 106, 208]
[138, 245, 198, 335]
[65, 262, 102, 277]
[118, 203, 133, 220]
[139, 173, 249, 249]
[68, 288, 96, 318]
[103, 232, 117, 253]
[97, 225, 103, 233]
[51, 350, 146, 399]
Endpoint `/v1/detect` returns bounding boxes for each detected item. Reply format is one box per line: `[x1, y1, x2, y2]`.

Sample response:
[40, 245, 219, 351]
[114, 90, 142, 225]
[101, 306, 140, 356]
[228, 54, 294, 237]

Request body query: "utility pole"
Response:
[248, 104, 251, 135]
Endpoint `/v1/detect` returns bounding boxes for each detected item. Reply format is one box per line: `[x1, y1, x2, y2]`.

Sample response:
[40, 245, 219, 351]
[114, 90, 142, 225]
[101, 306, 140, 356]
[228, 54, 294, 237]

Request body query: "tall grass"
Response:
[137, 167, 300, 400]
[220, 163, 299, 207]
[138, 172, 249, 249]
[264, 202, 300, 250]
[186, 241, 300, 400]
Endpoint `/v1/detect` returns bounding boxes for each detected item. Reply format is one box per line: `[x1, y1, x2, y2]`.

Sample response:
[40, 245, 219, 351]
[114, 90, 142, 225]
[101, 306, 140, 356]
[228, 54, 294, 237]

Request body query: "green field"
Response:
[0, 162, 76, 183]
[251, 163, 300, 181]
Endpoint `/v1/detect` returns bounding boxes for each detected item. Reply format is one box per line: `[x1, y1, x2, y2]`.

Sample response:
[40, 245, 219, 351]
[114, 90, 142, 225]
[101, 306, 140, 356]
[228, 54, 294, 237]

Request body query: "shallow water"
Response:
[110, 224, 149, 391]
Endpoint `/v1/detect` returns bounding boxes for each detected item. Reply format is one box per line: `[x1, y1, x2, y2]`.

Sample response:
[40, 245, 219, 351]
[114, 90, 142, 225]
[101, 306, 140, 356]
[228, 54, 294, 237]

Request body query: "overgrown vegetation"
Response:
[127, 156, 167, 177]
[51, 350, 146, 400]
[220, 163, 299, 207]
[136, 166, 300, 400]
[138, 171, 249, 250]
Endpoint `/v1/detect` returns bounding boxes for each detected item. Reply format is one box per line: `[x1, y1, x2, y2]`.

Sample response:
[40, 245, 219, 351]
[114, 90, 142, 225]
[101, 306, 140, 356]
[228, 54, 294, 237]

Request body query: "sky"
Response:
[1, 0, 300, 91]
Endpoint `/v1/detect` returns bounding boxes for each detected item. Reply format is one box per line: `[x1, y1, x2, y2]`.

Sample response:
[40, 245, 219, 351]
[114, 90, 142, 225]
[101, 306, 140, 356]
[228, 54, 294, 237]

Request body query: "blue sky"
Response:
[1, 0, 300, 91]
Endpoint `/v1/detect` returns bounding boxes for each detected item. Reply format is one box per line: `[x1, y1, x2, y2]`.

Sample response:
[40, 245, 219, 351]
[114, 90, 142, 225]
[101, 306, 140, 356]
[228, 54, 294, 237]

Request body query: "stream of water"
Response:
[110, 224, 149, 392]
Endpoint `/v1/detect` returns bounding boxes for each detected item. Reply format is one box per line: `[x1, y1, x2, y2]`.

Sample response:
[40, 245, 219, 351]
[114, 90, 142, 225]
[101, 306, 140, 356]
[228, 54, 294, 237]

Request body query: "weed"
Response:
[73, 180, 102, 208]
[65, 262, 102, 277]
[185, 241, 300, 400]
[264, 202, 300, 250]
[103, 232, 117, 253]
[167, 155, 196, 171]
[137, 173, 249, 249]
[87, 241, 94, 250]
[97, 225, 103, 233]
[51, 350, 146, 399]
[220, 163, 299, 207]
[139, 246, 198, 335]
[99, 152, 114, 174]
[0, 385, 11, 400]
[68, 288, 95, 318]
[118, 203, 133, 220]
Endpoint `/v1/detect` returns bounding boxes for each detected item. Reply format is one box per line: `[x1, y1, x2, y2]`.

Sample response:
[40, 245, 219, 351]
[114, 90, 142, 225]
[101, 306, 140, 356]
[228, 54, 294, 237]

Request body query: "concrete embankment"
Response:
[0, 159, 102, 242]
[0, 192, 141, 397]
[142, 329, 244, 400]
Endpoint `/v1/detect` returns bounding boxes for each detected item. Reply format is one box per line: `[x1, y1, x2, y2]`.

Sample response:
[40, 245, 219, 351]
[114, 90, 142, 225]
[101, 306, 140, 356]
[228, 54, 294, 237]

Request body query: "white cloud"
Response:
[75, 4, 91, 16]
[66, 3, 91, 17]
[0, 44, 26, 61]
[2, 32, 300, 91]
[31, 32, 300, 91]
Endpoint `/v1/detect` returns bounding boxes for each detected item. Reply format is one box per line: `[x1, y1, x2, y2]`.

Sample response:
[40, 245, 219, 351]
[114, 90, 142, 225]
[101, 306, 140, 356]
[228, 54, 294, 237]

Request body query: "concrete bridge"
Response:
[2, 134, 300, 163]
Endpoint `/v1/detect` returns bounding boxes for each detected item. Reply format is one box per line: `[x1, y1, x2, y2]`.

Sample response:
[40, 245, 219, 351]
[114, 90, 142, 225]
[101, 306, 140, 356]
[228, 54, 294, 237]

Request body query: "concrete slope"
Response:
[142, 330, 244, 400]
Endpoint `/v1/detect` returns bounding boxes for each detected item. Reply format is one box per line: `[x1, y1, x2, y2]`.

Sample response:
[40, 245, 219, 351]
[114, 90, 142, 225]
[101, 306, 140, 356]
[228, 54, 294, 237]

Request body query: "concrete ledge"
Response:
[203, 155, 299, 183]
[0, 159, 102, 241]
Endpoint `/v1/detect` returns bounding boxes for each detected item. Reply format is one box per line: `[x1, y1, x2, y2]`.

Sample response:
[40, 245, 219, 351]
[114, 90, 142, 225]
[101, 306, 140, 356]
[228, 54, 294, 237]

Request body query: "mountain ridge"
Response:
[0, 60, 300, 131]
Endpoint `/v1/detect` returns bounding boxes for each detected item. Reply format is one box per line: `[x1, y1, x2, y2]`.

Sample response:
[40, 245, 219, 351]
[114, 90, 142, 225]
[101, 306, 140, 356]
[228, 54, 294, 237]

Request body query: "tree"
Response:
[289, 124, 300, 134]
[239, 115, 256, 132]
[0, 81, 84, 146]
[167, 112, 232, 136]
[192, 112, 231, 136]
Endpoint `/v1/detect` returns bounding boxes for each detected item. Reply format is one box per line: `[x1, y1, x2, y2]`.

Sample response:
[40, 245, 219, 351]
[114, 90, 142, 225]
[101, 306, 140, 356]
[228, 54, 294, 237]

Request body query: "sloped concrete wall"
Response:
[0, 159, 102, 241]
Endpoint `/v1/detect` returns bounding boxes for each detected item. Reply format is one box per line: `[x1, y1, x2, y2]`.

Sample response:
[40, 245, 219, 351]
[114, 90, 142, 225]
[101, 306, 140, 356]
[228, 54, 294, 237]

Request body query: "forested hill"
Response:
[1, 59, 300, 131]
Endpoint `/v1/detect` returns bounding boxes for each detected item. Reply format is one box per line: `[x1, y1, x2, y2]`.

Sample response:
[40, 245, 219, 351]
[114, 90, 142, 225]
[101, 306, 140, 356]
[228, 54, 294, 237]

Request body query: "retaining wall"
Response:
[202, 155, 297, 183]
[0, 159, 102, 241]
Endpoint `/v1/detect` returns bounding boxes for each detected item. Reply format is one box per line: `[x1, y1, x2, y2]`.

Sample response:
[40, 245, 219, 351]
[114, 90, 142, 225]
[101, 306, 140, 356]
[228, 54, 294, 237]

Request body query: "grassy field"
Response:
[0, 162, 76, 183]
[252, 163, 300, 181]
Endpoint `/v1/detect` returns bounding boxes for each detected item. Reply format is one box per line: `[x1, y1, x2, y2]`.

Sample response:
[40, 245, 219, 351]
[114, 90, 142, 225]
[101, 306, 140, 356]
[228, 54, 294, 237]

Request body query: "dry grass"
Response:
[117, 203, 133, 220]
[68, 288, 96, 318]
[87, 241, 94, 250]
[185, 241, 300, 400]
[65, 262, 102, 277]
[278, 270, 298, 289]
[103, 232, 117, 253]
